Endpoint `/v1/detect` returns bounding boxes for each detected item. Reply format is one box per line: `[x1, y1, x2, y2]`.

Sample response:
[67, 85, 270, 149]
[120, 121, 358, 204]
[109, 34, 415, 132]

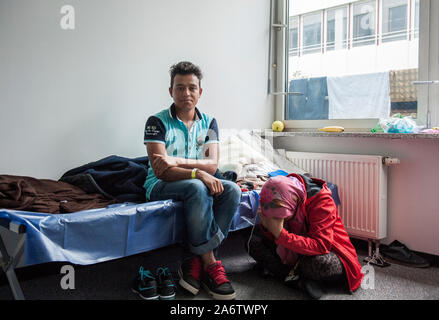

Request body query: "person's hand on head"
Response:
[258, 211, 284, 239]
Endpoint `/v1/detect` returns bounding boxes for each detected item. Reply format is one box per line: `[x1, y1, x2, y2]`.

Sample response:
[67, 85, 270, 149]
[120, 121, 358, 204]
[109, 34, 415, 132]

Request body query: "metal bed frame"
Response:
[0, 218, 26, 300]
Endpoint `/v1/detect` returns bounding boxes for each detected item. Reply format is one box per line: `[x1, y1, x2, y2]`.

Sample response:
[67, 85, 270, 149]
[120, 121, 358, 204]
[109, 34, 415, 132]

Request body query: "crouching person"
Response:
[247, 174, 364, 299]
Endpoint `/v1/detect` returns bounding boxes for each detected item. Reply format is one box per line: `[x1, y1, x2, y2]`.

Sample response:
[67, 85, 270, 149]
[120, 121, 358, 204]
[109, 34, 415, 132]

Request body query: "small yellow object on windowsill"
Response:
[318, 126, 345, 133]
[272, 120, 285, 132]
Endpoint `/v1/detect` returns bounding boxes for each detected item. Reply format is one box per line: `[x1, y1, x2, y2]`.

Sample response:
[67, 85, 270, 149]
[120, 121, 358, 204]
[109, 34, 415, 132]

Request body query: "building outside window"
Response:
[284, 0, 420, 124]
[326, 6, 348, 51]
[302, 12, 322, 54]
[381, 0, 408, 43]
[352, 0, 376, 47]
[289, 16, 299, 56]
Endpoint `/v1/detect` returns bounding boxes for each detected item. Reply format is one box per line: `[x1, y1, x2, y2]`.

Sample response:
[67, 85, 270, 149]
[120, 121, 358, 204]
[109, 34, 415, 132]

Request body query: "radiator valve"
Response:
[383, 157, 400, 166]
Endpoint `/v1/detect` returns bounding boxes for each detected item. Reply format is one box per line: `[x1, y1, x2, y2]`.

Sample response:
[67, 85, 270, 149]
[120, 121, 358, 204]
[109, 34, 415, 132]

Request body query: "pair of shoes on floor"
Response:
[132, 266, 176, 300]
[381, 240, 430, 268]
[178, 256, 236, 300]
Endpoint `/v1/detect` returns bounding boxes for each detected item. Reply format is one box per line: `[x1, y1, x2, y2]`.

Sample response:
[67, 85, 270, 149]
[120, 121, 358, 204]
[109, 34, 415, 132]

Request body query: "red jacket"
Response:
[266, 173, 364, 292]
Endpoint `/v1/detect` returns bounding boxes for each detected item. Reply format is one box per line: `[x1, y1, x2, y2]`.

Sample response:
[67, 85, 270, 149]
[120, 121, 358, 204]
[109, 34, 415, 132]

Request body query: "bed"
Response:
[0, 191, 259, 299]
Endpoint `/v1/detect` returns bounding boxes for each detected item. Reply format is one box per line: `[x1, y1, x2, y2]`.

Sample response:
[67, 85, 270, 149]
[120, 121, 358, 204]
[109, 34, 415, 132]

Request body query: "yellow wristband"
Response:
[191, 168, 198, 179]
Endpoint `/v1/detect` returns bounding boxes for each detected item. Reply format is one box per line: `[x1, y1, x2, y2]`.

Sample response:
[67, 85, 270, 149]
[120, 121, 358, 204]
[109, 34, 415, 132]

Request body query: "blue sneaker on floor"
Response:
[131, 266, 159, 300]
[156, 267, 176, 300]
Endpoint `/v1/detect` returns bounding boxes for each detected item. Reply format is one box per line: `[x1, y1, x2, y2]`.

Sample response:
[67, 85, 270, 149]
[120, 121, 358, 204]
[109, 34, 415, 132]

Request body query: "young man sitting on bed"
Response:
[142, 61, 241, 300]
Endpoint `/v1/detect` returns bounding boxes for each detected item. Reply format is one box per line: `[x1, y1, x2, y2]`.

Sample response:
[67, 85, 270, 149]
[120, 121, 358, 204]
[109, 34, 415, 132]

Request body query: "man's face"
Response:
[169, 74, 203, 112]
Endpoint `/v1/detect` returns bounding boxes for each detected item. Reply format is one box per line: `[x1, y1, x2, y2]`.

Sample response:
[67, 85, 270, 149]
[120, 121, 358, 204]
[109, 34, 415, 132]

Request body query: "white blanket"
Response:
[327, 71, 391, 119]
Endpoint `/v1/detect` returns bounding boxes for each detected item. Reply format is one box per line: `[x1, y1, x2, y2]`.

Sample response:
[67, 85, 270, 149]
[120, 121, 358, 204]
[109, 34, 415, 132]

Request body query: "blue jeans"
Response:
[149, 178, 241, 257]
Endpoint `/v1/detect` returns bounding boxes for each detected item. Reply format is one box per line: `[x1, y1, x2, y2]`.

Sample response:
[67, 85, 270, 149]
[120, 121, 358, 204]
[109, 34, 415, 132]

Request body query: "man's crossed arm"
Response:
[146, 142, 224, 195]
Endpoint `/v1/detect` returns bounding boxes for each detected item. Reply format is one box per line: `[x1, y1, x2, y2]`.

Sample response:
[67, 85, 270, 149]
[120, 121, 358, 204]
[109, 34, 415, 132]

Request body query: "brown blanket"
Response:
[0, 175, 116, 214]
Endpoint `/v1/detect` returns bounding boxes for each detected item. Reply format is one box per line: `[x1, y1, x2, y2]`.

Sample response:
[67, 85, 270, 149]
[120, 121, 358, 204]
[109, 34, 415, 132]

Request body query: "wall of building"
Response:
[289, 39, 419, 79]
[290, 0, 353, 16]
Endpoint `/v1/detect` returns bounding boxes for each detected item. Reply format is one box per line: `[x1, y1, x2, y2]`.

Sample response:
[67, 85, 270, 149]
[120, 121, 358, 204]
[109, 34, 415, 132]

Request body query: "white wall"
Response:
[275, 135, 439, 256]
[0, 0, 272, 179]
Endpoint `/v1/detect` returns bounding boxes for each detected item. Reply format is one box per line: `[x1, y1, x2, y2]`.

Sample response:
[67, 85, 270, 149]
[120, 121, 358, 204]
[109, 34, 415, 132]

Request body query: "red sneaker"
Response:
[201, 261, 236, 300]
[178, 256, 202, 295]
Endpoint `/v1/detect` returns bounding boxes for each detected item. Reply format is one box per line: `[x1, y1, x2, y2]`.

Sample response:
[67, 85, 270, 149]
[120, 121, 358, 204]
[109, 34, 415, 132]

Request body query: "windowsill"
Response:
[259, 130, 439, 140]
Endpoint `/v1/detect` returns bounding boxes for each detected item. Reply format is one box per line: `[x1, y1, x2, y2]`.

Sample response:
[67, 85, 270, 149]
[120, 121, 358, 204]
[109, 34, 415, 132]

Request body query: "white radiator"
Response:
[285, 151, 388, 241]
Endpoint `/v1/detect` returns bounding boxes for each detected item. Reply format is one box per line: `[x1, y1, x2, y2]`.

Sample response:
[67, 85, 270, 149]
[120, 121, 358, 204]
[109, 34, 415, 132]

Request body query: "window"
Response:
[272, 0, 432, 129]
[382, 0, 408, 43]
[352, 0, 376, 47]
[302, 12, 322, 55]
[326, 6, 348, 51]
[289, 16, 299, 56]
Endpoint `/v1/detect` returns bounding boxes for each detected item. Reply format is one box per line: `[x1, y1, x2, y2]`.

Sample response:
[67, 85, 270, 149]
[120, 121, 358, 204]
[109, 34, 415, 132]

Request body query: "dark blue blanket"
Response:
[60, 155, 149, 203]
[60, 155, 230, 203]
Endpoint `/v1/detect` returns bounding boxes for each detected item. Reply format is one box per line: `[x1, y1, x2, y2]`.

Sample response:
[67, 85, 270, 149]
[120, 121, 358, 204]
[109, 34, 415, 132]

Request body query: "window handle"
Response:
[413, 80, 439, 85]
[270, 92, 303, 96]
[271, 23, 287, 30]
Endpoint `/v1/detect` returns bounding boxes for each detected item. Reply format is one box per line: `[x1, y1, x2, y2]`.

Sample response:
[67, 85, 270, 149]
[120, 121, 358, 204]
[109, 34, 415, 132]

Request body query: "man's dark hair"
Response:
[170, 61, 203, 88]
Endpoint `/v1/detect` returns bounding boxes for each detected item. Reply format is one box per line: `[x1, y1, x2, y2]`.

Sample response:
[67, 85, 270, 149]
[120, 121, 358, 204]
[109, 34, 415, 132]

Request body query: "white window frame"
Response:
[270, 0, 438, 130]
[412, 0, 419, 39]
[380, 0, 410, 44]
[417, 0, 439, 128]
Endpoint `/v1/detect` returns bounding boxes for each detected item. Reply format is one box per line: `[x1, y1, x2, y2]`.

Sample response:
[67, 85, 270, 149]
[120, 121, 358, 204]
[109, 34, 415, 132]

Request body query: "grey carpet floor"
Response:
[1, 229, 438, 300]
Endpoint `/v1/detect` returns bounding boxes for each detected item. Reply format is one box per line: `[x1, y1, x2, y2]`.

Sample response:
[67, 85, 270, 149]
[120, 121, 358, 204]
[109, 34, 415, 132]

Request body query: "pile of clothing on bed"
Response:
[0, 156, 149, 214]
[218, 129, 308, 191]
